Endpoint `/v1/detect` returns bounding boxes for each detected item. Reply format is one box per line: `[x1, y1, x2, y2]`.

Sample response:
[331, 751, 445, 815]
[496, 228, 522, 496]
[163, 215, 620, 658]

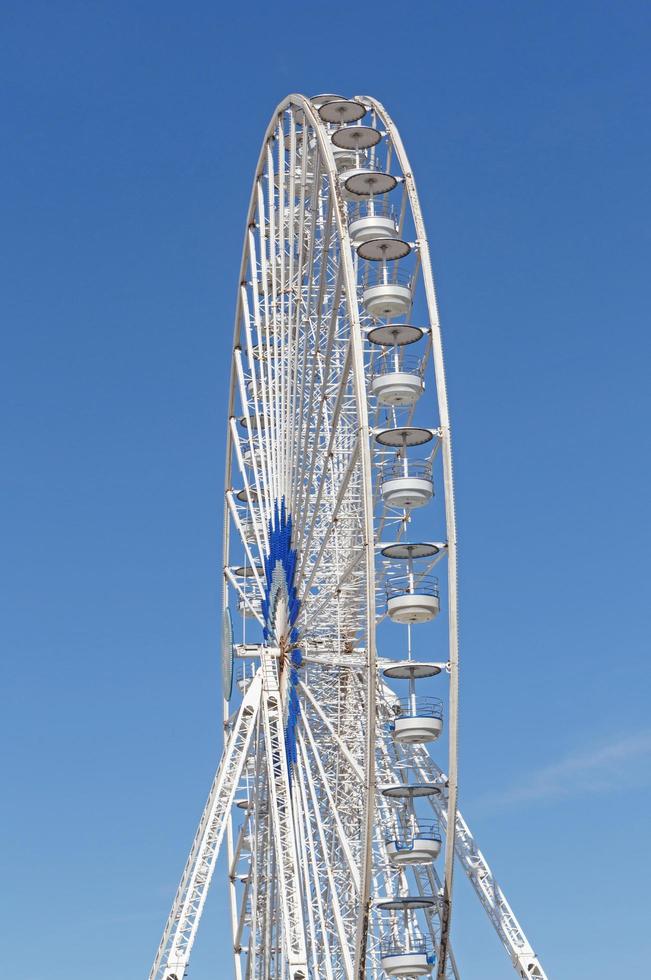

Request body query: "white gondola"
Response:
[382, 540, 441, 623]
[386, 573, 440, 623]
[368, 325, 425, 405]
[362, 268, 412, 318]
[372, 369, 424, 406]
[390, 696, 443, 743]
[381, 945, 434, 977]
[386, 836, 442, 865]
[381, 460, 433, 509]
[349, 201, 399, 243]
[385, 821, 442, 866]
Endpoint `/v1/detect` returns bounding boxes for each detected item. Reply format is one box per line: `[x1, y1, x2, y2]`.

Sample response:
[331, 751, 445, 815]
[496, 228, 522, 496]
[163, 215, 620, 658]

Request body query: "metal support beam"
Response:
[149, 674, 263, 980]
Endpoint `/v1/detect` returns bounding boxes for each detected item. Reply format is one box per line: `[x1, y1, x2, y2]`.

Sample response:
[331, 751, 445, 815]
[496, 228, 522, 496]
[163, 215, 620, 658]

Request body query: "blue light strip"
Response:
[262, 497, 302, 771]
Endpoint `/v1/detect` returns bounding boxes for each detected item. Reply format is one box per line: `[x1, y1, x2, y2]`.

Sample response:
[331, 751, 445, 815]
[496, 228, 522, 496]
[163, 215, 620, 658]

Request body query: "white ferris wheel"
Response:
[148, 93, 548, 980]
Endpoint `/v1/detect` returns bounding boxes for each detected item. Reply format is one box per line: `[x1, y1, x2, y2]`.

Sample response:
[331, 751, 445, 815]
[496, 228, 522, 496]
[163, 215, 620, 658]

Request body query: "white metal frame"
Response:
[146, 92, 548, 980]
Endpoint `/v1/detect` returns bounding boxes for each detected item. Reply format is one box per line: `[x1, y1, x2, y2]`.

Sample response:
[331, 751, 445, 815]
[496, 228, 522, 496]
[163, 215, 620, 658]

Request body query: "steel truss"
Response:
[149, 675, 263, 980]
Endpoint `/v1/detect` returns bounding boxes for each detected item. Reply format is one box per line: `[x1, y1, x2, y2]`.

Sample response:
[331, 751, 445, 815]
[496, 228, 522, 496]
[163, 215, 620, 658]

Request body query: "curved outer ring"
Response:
[360, 94, 459, 979]
[221, 93, 378, 977]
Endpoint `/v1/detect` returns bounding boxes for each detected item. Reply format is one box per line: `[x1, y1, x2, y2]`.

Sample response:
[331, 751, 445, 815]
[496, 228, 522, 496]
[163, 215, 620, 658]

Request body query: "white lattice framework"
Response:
[147, 93, 548, 980]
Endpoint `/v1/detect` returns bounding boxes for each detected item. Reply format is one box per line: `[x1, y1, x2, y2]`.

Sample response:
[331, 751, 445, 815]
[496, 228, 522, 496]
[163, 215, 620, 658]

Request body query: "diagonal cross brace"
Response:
[149, 673, 263, 980]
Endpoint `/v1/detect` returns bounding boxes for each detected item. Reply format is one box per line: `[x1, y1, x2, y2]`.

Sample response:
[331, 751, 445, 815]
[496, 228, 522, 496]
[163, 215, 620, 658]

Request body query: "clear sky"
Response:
[2, 2, 650, 978]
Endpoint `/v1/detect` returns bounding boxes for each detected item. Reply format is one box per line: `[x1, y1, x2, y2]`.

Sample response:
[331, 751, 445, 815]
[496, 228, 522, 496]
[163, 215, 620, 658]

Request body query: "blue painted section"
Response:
[262, 497, 302, 771]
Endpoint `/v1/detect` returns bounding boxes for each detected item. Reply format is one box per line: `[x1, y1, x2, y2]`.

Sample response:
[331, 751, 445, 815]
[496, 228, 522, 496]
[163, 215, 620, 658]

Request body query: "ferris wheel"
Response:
[148, 94, 548, 980]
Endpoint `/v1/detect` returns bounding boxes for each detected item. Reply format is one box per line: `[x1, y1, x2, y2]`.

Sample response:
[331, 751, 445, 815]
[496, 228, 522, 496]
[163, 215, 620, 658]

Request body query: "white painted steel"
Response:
[146, 92, 548, 980]
[148, 674, 262, 980]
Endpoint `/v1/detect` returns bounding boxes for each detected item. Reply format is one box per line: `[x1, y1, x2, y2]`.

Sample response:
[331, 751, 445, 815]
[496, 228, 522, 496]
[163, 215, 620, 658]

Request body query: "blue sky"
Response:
[2, 1, 650, 977]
